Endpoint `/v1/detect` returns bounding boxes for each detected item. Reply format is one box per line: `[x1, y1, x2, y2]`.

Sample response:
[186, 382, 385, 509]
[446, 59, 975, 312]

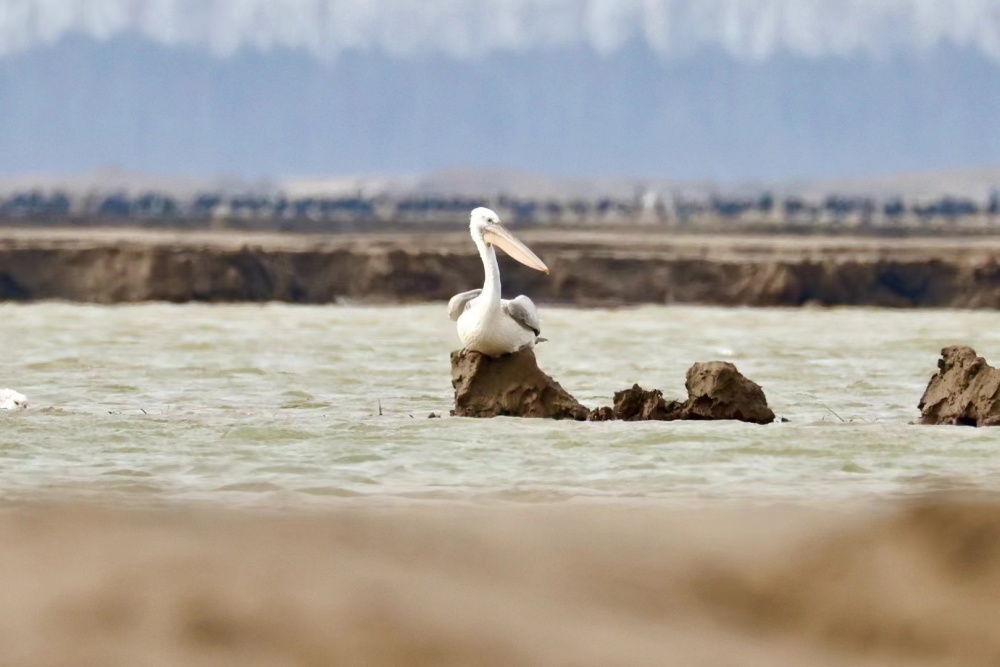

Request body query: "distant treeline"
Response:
[2, 189, 1000, 229]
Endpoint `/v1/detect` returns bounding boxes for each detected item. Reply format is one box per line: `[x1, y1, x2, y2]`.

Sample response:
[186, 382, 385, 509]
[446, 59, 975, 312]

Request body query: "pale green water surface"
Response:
[1, 303, 999, 507]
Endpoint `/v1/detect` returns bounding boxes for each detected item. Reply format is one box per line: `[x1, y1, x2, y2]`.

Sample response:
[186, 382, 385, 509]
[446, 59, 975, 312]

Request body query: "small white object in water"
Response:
[0, 389, 28, 411]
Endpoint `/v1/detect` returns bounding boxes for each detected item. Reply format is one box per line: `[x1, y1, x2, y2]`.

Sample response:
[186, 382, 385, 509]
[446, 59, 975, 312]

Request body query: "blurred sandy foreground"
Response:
[1, 496, 998, 666]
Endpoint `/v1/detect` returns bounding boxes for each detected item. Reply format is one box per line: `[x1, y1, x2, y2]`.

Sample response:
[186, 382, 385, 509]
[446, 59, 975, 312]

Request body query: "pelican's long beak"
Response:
[483, 225, 550, 274]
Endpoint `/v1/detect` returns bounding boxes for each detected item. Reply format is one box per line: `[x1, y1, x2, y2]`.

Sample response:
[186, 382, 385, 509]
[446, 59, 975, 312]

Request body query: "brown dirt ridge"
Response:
[5, 228, 1000, 306]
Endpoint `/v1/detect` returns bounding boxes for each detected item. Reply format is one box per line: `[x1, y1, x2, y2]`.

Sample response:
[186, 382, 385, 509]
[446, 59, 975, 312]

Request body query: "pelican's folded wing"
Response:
[448, 289, 482, 321]
[502, 295, 541, 336]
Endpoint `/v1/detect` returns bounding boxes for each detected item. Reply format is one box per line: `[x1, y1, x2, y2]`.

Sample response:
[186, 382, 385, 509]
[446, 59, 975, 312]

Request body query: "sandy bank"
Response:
[4, 228, 1000, 306]
[2, 496, 1000, 666]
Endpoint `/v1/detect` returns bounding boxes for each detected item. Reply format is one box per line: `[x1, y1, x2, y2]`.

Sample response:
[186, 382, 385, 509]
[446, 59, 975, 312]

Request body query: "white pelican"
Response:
[448, 207, 550, 356]
[0, 388, 27, 411]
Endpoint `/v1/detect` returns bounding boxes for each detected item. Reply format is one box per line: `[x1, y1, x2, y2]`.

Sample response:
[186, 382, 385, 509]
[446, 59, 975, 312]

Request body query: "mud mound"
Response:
[591, 364, 774, 424]
[683, 361, 775, 424]
[595, 384, 683, 421]
[919, 346, 1000, 426]
[453, 349, 773, 424]
[450, 348, 589, 420]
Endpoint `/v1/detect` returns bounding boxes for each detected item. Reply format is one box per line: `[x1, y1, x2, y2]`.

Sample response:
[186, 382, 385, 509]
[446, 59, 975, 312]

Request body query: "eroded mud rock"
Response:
[682, 362, 775, 424]
[451, 349, 590, 420]
[590, 385, 684, 422]
[452, 351, 773, 424]
[590, 364, 774, 424]
[588, 406, 616, 421]
[919, 346, 1000, 426]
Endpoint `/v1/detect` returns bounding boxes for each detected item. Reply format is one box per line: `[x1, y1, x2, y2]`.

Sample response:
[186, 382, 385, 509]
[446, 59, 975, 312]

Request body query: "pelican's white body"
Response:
[457, 287, 538, 356]
[453, 208, 545, 357]
[0, 389, 27, 411]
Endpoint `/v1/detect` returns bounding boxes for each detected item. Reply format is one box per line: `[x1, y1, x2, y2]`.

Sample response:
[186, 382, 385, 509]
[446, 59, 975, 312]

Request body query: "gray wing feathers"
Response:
[448, 289, 482, 321]
[502, 295, 542, 336]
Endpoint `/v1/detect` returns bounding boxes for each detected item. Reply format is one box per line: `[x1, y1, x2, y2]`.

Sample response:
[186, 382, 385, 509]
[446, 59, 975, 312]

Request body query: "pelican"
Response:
[448, 207, 550, 356]
[0, 388, 27, 411]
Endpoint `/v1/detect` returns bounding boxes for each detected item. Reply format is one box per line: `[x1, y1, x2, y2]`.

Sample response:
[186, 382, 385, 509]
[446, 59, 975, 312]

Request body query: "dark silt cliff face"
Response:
[3, 228, 1000, 307]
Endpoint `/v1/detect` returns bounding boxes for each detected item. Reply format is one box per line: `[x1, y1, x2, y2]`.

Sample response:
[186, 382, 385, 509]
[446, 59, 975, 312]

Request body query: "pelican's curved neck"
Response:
[474, 231, 501, 306]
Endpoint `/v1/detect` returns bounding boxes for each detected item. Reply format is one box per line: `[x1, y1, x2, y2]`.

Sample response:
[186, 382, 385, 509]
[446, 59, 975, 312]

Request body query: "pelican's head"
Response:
[469, 207, 549, 274]
[0, 388, 27, 411]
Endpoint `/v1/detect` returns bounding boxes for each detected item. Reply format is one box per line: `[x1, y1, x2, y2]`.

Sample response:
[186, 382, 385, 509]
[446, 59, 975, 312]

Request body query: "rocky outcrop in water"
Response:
[590, 363, 774, 425]
[452, 349, 774, 424]
[593, 385, 683, 421]
[450, 349, 590, 420]
[919, 346, 1000, 426]
[682, 361, 775, 424]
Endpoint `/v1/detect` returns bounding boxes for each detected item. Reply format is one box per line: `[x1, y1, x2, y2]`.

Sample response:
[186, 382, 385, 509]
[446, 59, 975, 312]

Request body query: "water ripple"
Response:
[2, 303, 1000, 508]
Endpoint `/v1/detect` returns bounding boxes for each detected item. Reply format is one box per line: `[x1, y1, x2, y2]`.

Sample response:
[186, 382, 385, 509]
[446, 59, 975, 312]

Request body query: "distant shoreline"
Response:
[6, 213, 1000, 238]
[3, 226, 1000, 307]
[0, 210, 1000, 238]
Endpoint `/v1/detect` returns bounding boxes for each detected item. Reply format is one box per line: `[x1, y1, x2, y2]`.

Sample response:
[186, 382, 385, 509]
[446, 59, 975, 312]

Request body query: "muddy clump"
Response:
[451, 349, 590, 420]
[919, 346, 1000, 426]
[591, 385, 684, 422]
[682, 361, 775, 424]
[589, 363, 774, 425]
[453, 350, 773, 424]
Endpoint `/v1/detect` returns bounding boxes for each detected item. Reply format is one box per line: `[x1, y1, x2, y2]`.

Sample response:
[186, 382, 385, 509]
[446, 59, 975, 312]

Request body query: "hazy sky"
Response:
[2, 0, 1000, 61]
[2, 0, 999, 181]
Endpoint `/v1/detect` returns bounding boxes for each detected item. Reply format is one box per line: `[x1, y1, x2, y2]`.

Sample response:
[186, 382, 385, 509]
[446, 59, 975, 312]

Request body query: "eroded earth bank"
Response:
[5, 228, 1000, 306]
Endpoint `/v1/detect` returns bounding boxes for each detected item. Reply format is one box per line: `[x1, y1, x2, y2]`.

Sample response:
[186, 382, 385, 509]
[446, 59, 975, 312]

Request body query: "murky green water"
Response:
[2, 303, 999, 507]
